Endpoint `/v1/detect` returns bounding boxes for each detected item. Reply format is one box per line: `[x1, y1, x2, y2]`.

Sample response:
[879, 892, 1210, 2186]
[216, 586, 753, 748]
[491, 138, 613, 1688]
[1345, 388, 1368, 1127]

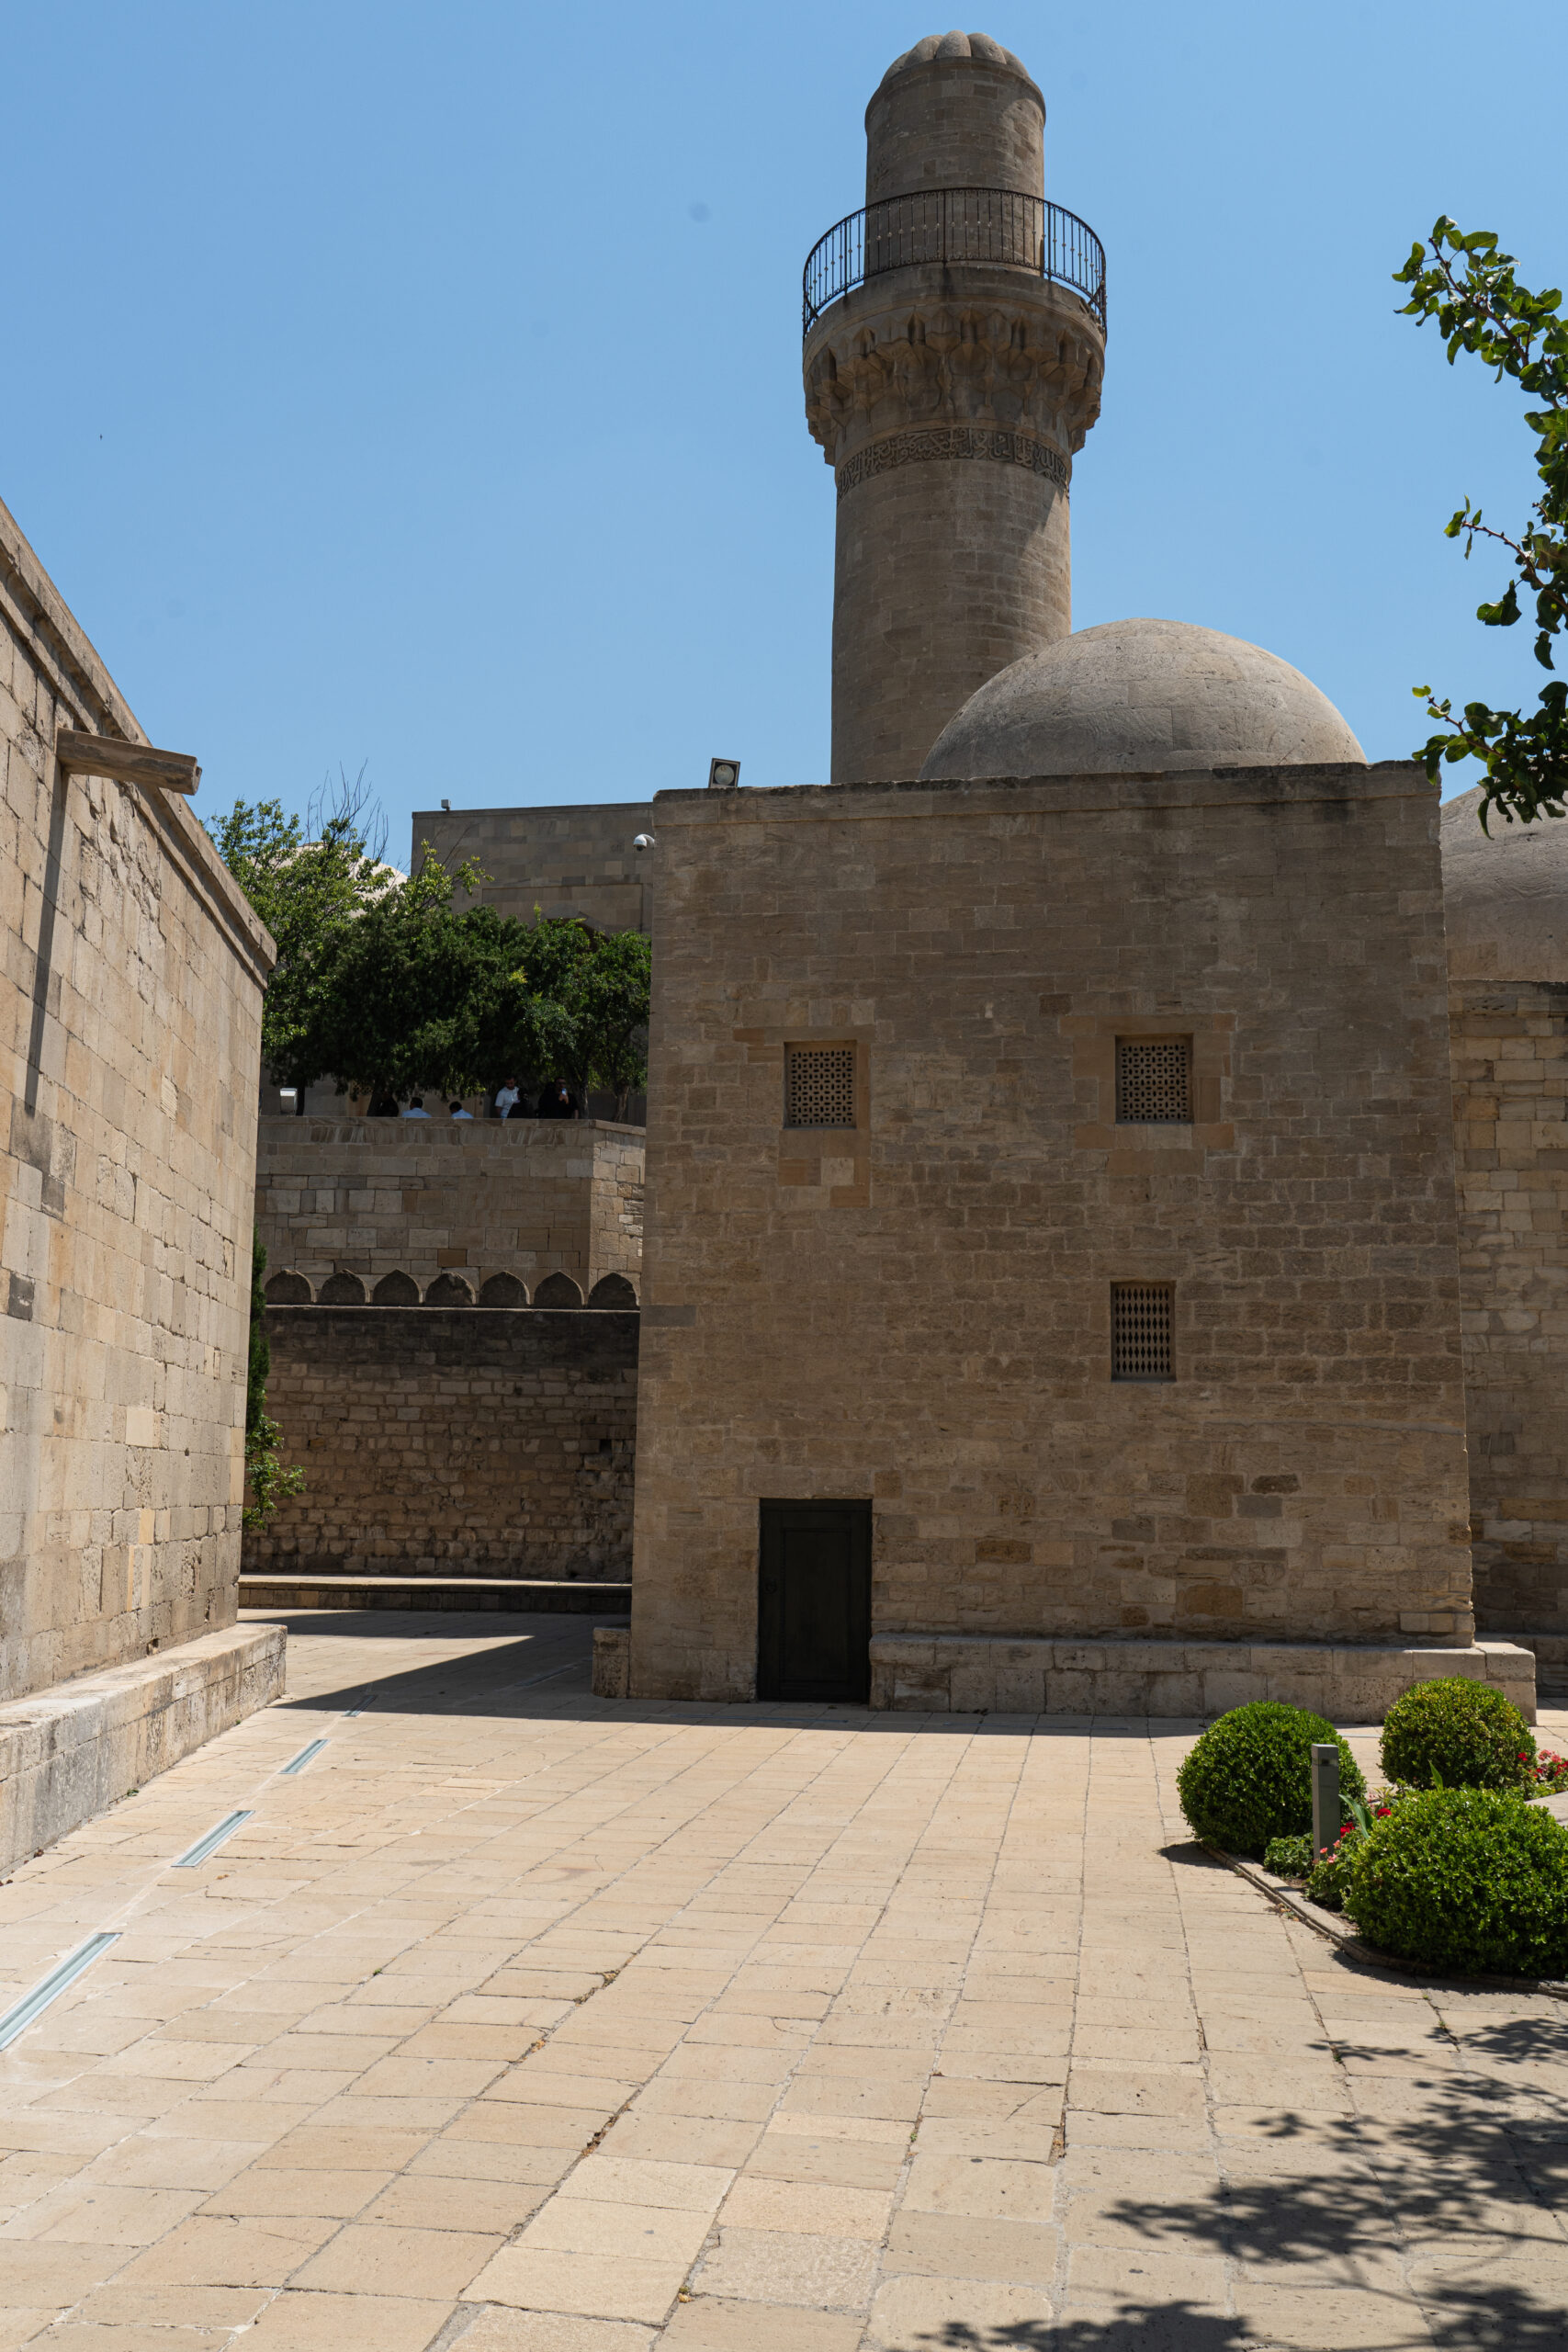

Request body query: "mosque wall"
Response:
[254, 1114, 643, 1298]
[1450, 978, 1568, 1634]
[0, 495, 276, 1704]
[244, 1305, 637, 1581]
[627, 760, 1475, 1703]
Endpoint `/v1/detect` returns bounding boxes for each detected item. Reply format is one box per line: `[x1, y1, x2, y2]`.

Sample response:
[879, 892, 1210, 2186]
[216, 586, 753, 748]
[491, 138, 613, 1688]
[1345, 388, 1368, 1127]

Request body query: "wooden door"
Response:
[757, 1500, 872, 1702]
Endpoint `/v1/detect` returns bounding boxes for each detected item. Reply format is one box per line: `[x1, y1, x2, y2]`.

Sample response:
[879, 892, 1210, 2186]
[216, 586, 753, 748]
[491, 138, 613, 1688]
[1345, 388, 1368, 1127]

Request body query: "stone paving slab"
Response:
[0, 1608, 1564, 2350]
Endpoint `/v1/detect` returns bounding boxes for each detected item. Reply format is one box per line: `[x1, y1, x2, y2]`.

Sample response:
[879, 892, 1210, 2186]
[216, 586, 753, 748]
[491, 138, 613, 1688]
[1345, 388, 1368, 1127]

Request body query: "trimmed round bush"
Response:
[1177, 1702, 1365, 1857]
[1380, 1678, 1536, 1792]
[1344, 1787, 1568, 1977]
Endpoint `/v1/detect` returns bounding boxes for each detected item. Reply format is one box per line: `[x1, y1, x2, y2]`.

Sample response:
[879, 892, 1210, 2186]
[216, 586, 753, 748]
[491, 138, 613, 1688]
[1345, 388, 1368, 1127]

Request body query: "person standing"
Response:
[493, 1079, 521, 1119]
[401, 1096, 431, 1119]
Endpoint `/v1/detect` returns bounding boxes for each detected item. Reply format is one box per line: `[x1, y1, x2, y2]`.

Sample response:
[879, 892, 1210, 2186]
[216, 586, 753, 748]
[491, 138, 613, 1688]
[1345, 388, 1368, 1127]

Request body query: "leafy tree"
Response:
[1397, 219, 1568, 830]
[307, 848, 525, 1101]
[211, 766, 397, 1100]
[243, 1227, 303, 1530]
[513, 918, 652, 1118]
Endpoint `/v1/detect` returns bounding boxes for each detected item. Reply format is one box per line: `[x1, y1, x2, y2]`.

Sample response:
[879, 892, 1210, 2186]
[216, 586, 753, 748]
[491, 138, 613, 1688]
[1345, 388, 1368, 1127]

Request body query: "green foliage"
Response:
[243, 1228, 303, 1532]
[1176, 1702, 1366, 1858]
[1344, 1787, 1568, 1977]
[211, 768, 400, 1092]
[1395, 218, 1568, 828]
[1379, 1676, 1536, 1792]
[1263, 1833, 1314, 1878]
[214, 776, 651, 1114]
[512, 919, 652, 1117]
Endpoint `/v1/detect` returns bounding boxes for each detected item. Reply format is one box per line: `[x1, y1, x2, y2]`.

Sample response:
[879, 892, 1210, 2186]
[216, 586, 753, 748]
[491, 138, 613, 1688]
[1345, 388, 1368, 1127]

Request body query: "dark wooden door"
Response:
[757, 1500, 872, 1702]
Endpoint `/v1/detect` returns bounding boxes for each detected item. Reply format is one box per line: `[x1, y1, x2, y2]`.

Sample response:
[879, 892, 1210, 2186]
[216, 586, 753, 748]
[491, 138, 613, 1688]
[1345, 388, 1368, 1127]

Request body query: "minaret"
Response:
[802, 30, 1106, 781]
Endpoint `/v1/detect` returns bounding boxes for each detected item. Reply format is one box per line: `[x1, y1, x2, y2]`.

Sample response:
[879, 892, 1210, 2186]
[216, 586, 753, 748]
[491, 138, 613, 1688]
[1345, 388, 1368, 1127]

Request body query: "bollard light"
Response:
[1310, 1742, 1340, 1866]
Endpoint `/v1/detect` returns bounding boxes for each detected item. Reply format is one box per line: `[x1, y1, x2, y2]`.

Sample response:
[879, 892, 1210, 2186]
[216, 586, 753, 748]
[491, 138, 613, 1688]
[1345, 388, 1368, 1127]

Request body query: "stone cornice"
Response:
[804, 273, 1104, 467]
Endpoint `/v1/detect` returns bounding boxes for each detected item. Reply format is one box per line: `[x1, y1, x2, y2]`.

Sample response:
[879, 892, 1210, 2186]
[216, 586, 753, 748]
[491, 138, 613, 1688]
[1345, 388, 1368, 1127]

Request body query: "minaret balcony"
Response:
[802, 187, 1107, 340]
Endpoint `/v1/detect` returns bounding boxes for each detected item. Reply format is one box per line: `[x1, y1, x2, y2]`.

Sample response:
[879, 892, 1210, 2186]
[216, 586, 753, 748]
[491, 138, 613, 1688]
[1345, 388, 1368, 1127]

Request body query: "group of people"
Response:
[366, 1080, 578, 1121]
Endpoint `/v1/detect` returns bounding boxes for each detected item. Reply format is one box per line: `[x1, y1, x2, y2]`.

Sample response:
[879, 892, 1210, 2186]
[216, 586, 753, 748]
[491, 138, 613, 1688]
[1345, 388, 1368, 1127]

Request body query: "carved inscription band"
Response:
[836, 427, 1071, 503]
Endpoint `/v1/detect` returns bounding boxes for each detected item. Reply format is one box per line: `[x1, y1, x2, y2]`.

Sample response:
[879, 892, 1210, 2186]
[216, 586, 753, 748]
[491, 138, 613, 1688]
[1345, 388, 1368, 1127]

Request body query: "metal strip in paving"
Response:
[171, 1810, 253, 1870]
[0, 1933, 121, 2052]
[279, 1739, 328, 1775]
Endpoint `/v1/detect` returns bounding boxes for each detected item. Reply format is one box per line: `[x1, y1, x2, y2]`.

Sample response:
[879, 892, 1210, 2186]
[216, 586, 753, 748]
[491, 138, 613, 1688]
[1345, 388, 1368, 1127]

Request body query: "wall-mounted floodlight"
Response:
[632, 834, 657, 852]
[707, 758, 740, 789]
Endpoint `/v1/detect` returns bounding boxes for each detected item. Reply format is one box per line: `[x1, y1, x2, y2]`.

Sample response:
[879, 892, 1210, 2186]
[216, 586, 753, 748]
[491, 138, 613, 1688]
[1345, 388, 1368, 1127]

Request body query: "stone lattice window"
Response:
[1111, 1283, 1174, 1381]
[1115, 1037, 1191, 1124]
[784, 1046, 857, 1129]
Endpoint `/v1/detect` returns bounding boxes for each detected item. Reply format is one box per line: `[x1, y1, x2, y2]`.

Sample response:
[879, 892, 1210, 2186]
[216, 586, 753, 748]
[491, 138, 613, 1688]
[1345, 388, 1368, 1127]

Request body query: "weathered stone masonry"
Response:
[628, 761, 1480, 1705]
[246, 1306, 637, 1580]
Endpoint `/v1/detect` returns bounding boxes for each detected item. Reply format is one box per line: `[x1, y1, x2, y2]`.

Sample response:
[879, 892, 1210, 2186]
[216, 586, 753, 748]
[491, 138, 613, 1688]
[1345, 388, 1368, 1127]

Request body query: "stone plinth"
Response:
[0, 1621, 286, 1869]
[869, 1635, 1536, 1723]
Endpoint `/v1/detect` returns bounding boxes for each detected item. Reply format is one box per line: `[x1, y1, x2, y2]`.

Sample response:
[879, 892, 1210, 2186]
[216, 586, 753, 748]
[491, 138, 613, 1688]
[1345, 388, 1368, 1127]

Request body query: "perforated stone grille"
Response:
[1116, 1037, 1191, 1124]
[785, 1046, 857, 1128]
[1111, 1283, 1174, 1381]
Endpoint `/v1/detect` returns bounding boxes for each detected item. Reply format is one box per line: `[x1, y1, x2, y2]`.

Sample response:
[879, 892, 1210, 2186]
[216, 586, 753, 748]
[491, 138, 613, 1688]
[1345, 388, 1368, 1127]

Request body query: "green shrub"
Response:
[1380, 1678, 1536, 1792]
[1264, 1834, 1314, 1878]
[1177, 1702, 1365, 1857]
[1344, 1787, 1568, 1977]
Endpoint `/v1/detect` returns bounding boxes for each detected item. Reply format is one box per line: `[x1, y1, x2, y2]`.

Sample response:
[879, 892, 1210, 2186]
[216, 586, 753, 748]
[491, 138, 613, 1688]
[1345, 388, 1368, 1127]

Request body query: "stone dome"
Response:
[1441, 781, 1568, 983]
[877, 30, 1035, 91]
[919, 617, 1368, 781]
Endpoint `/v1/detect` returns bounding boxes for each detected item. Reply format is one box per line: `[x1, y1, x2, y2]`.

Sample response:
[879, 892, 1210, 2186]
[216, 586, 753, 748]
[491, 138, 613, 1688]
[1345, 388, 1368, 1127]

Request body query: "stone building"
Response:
[1, 496, 282, 1862]
[1443, 786, 1568, 1674]
[591, 29, 1537, 1718]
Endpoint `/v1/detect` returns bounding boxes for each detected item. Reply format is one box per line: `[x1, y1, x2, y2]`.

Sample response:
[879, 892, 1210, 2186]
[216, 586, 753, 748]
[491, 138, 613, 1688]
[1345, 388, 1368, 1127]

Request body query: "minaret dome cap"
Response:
[872, 30, 1043, 118]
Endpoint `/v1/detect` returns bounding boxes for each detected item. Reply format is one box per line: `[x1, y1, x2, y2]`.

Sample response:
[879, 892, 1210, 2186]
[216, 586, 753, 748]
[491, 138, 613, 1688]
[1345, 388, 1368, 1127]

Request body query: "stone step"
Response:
[240, 1574, 630, 1614]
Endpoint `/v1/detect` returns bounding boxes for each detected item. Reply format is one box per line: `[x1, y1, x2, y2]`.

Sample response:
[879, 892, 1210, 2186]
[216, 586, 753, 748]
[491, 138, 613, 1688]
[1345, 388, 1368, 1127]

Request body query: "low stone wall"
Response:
[254, 1115, 643, 1298]
[0, 1621, 286, 1869]
[245, 1306, 638, 1580]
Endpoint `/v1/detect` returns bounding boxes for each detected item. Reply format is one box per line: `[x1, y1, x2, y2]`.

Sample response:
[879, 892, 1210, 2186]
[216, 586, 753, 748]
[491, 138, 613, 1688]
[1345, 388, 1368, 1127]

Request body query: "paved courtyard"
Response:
[2, 1612, 1566, 2352]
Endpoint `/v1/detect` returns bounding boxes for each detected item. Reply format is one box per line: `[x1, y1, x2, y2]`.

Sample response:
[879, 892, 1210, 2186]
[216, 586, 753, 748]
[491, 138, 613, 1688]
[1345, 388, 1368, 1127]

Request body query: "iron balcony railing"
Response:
[803, 187, 1106, 339]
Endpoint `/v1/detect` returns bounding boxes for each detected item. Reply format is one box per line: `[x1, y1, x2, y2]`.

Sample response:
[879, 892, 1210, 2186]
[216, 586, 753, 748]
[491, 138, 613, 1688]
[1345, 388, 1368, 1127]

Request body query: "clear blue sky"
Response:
[5, 1, 1563, 865]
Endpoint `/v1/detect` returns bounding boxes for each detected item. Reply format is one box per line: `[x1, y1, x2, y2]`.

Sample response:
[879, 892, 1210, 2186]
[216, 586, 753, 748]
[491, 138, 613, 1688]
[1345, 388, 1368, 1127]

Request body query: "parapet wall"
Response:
[244, 1305, 638, 1580]
[254, 1115, 643, 1296]
[1452, 979, 1568, 1634]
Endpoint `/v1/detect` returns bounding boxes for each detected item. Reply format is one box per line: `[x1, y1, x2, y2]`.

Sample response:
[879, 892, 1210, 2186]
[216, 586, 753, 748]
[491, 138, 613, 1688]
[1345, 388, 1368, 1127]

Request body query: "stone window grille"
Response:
[1116, 1037, 1191, 1124]
[784, 1045, 857, 1129]
[1111, 1283, 1174, 1382]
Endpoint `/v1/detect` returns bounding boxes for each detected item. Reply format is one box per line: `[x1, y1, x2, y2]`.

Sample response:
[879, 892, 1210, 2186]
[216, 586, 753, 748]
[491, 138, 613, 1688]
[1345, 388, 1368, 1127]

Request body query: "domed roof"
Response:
[1441, 781, 1568, 983]
[919, 617, 1368, 781]
[877, 30, 1033, 91]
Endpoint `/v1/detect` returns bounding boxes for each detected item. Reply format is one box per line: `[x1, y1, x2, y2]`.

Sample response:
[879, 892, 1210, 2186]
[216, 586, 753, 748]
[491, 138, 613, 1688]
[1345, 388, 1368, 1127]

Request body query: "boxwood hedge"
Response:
[1344, 1787, 1568, 1977]
[1177, 1702, 1364, 1857]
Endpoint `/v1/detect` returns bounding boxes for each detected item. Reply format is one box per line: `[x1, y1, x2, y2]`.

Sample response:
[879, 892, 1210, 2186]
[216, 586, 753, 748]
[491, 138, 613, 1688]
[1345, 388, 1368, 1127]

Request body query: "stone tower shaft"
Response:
[802, 30, 1106, 782]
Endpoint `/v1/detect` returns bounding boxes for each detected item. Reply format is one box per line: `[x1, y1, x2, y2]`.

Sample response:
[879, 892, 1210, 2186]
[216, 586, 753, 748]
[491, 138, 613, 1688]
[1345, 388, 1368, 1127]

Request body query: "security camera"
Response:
[633, 833, 657, 852]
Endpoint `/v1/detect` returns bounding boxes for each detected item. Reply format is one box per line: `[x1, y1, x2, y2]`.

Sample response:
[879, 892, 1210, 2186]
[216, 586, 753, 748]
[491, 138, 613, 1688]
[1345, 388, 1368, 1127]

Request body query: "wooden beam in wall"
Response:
[55, 729, 201, 796]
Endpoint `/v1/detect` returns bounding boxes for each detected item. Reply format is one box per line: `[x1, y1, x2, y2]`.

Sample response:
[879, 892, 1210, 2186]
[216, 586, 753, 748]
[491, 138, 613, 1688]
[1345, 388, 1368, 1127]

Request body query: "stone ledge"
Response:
[240, 1575, 632, 1614]
[0, 1623, 286, 1871]
[867, 1634, 1538, 1723]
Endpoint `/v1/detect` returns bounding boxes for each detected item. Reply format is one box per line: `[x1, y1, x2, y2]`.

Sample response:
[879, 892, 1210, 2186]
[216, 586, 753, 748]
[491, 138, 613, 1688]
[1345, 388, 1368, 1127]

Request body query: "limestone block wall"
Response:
[1451, 979, 1568, 1633]
[0, 496, 274, 1702]
[254, 1115, 643, 1295]
[629, 761, 1473, 1702]
[244, 1306, 637, 1578]
[412, 801, 653, 935]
